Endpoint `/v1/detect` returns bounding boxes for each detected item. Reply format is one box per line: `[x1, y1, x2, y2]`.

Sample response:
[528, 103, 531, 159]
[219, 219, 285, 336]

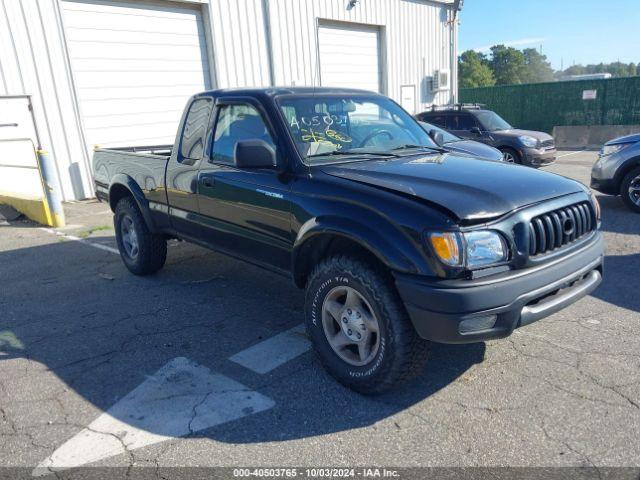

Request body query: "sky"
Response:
[458, 0, 640, 70]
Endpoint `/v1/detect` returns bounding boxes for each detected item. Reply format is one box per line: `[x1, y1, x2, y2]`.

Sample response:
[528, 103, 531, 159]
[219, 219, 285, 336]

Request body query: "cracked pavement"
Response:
[0, 150, 639, 472]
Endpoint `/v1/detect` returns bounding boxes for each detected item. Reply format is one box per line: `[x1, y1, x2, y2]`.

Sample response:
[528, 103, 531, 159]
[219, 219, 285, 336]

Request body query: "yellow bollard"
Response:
[36, 149, 66, 228]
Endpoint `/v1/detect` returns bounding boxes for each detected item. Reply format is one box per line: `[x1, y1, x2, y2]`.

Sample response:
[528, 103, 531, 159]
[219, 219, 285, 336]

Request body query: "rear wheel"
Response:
[304, 255, 430, 394]
[114, 197, 167, 275]
[621, 166, 640, 213]
[500, 147, 521, 164]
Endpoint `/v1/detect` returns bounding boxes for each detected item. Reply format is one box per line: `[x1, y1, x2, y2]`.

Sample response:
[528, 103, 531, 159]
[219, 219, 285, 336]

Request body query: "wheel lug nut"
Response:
[356, 312, 361, 318]
[342, 317, 348, 323]
[347, 309, 352, 315]
[357, 332, 361, 339]
[347, 329, 352, 335]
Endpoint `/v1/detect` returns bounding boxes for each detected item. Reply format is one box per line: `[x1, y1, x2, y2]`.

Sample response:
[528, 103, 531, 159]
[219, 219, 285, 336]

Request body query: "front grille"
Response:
[541, 139, 555, 149]
[528, 202, 595, 256]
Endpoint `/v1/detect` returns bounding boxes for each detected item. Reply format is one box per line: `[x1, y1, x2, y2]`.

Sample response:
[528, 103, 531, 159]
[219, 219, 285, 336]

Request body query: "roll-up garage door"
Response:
[61, 0, 212, 149]
[318, 23, 381, 93]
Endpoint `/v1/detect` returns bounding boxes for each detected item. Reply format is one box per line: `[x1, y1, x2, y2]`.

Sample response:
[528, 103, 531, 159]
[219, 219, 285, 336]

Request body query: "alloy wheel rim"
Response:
[503, 152, 515, 163]
[629, 175, 640, 207]
[120, 215, 139, 259]
[321, 286, 380, 366]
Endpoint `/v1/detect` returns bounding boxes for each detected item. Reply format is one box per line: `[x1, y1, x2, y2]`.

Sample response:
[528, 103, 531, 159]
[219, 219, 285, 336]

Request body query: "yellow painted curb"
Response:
[0, 193, 54, 226]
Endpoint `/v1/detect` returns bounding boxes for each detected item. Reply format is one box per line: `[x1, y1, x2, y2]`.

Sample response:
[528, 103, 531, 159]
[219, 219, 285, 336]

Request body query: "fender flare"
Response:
[614, 155, 640, 190]
[292, 215, 420, 286]
[109, 174, 157, 233]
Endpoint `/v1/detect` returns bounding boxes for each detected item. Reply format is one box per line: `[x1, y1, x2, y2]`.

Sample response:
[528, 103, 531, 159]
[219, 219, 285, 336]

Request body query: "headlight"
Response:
[463, 231, 508, 268]
[518, 135, 539, 148]
[600, 142, 632, 157]
[428, 230, 508, 269]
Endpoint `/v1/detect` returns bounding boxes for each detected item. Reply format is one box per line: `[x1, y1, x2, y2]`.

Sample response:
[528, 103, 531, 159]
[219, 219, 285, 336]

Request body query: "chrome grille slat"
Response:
[528, 201, 595, 257]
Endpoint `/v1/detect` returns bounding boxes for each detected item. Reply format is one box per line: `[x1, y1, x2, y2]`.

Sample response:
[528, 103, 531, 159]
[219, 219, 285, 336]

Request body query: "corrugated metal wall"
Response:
[0, 0, 92, 200]
[211, 0, 455, 109]
[0, 0, 455, 201]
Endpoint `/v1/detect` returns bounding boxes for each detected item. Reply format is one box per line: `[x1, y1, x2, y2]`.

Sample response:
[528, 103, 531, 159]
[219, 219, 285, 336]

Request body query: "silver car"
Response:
[591, 133, 640, 213]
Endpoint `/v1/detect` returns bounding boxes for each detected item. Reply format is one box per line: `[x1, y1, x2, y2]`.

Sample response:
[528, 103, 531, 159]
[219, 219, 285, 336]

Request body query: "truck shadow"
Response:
[0, 233, 486, 450]
[590, 253, 640, 314]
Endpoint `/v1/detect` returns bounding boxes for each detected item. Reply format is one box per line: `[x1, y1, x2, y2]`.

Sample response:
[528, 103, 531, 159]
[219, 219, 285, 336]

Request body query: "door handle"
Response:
[200, 176, 215, 188]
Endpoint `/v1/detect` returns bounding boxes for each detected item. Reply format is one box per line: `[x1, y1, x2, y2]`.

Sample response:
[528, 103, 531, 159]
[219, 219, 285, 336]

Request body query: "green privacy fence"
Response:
[459, 76, 640, 133]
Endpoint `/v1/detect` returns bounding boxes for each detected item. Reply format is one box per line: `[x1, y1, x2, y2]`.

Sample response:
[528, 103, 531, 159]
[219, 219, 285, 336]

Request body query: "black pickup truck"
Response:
[94, 87, 604, 394]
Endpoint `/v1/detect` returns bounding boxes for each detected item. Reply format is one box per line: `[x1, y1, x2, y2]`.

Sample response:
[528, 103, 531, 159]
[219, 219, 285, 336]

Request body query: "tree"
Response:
[458, 50, 495, 88]
[560, 61, 638, 78]
[522, 48, 555, 83]
[490, 45, 527, 85]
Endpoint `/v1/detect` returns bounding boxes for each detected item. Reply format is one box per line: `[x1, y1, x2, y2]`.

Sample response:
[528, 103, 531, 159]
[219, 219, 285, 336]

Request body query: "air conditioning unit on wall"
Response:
[432, 69, 450, 92]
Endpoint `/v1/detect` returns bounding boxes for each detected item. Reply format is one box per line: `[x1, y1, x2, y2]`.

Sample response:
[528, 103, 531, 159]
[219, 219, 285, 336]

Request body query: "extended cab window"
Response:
[180, 98, 213, 161]
[211, 104, 276, 164]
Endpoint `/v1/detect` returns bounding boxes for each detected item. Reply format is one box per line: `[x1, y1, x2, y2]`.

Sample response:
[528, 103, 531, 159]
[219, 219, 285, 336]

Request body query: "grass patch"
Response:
[77, 225, 113, 238]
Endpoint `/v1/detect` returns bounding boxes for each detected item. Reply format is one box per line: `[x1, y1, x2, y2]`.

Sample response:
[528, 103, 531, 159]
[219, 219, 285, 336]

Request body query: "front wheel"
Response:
[621, 166, 640, 213]
[500, 147, 521, 164]
[304, 255, 429, 394]
[115, 197, 167, 275]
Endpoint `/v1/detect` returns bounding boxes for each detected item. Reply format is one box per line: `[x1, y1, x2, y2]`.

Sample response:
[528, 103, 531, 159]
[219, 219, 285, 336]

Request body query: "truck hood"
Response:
[320, 152, 584, 222]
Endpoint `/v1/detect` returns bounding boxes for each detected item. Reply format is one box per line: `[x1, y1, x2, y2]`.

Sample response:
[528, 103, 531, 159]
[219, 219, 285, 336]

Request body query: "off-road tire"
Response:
[304, 255, 430, 394]
[114, 197, 167, 275]
[620, 166, 640, 213]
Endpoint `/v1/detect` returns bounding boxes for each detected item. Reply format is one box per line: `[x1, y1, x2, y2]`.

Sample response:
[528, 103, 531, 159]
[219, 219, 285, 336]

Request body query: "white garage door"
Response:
[62, 0, 212, 148]
[318, 23, 381, 93]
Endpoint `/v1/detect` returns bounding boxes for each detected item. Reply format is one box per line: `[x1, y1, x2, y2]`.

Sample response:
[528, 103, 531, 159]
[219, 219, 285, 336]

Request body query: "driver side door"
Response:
[197, 100, 292, 273]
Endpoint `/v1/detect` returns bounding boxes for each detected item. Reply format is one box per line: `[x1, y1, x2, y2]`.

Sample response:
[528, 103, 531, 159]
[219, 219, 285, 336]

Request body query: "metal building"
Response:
[0, 0, 460, 201]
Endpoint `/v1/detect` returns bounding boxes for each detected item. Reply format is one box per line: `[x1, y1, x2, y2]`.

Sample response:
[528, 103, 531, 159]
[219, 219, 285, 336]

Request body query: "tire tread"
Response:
[115, 197, 167, 275]
[306, 255, 429, 394]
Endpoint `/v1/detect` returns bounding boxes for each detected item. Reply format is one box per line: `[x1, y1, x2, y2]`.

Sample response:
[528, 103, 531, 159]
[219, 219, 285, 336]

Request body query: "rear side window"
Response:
[448, 114, 476, 131]
[180, 98, 213, 161]
[211, 104, 276, 164]
[427, 115, 447, 127]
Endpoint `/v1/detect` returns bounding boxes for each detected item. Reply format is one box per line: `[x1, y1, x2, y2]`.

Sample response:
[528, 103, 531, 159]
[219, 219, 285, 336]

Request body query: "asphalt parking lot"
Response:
[1, 150, 639, 476]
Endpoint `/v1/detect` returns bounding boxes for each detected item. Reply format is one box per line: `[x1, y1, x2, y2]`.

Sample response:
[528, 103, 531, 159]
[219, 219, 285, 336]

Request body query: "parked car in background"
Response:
[418, 121, 503, 162]
[591, 133, 640, 213]
[94, 87, 603, 394]
[416, 105, 556, 167]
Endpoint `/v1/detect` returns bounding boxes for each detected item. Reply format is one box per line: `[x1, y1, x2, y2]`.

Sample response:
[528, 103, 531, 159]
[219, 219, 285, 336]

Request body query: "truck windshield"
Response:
[277, 95, 439, 164]
[473, 111, 512, 131]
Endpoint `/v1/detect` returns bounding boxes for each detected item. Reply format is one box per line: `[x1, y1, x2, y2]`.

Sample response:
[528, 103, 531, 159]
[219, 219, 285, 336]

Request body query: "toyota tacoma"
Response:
[94, 87, 604, 394]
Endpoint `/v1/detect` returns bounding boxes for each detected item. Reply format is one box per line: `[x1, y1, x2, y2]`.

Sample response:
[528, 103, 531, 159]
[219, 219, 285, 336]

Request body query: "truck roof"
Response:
[200, 86, 381, 98]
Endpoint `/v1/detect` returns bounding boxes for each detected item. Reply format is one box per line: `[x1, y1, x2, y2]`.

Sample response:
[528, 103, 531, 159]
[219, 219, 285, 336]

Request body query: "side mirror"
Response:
[470, 126, 482, 135]
[234, 139, 276, 169]
[429, 129, 444, 146]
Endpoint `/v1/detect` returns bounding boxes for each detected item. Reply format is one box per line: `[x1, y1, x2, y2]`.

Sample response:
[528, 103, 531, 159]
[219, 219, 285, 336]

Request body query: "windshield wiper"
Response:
[306, 150, 399, 159]
[390, 144, 447, 153]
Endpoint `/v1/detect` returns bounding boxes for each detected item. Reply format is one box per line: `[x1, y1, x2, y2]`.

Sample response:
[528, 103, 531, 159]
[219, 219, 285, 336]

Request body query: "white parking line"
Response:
[229, 323, 311, 374]
[33, 357, 275, 476]
[557, 149, 588, 158]
[41, 228, 120, 255]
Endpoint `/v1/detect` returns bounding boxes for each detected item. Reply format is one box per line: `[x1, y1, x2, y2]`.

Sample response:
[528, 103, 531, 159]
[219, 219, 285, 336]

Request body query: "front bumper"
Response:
[523, 147, 557, 167]
[395, 233, 604, 344]
[590, 176, 619, 195]
[590, 154, 623, 194]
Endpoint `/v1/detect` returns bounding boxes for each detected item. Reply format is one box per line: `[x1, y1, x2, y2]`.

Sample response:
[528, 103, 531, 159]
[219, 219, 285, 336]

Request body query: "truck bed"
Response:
[93, 145, 171, 206]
